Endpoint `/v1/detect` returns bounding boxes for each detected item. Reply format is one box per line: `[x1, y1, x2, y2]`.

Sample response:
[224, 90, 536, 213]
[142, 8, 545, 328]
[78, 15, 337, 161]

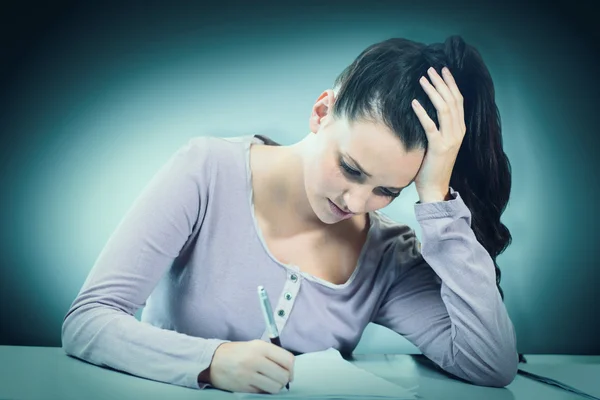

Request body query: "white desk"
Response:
[1, 346, 598, 400]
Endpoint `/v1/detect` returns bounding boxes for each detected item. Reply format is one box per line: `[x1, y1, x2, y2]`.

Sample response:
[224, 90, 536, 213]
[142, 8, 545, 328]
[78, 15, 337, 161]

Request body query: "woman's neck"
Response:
[250, 139, 326, 237]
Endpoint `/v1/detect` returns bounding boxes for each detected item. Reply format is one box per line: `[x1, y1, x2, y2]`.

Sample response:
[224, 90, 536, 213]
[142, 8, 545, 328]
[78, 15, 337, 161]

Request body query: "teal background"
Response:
[1, 1, 598, 354]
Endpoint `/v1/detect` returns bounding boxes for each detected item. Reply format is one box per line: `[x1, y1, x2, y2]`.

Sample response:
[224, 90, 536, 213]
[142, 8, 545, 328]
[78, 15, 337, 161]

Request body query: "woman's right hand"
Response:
[200, 340, 295, 394]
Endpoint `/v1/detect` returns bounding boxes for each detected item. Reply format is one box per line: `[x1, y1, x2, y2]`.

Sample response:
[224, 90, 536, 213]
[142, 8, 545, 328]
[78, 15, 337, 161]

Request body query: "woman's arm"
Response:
[61, 136, 228, 389]
[373, 188, 518, 387]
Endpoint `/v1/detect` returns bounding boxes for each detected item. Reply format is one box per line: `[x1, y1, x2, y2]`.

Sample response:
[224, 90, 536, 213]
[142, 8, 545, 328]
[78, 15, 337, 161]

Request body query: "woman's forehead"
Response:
[335, 119, 424, 187]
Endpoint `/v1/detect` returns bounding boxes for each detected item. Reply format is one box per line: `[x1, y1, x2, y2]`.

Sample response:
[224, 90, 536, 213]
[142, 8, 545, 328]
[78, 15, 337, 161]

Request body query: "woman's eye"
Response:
[378, 188, 400, 198]
[340, 160, 361, 176]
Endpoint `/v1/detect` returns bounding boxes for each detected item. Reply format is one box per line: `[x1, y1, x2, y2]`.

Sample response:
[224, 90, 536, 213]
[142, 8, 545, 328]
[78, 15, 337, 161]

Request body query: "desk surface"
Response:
[1, 346, 598, 400]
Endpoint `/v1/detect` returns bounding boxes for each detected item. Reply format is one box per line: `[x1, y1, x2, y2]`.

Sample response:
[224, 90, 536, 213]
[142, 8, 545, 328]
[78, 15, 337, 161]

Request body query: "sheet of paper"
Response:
[235, 348, 417, 399]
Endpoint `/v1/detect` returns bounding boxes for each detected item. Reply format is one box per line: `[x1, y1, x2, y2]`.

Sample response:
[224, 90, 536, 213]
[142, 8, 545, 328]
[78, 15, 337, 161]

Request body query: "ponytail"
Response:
[442, 35, 513, 300]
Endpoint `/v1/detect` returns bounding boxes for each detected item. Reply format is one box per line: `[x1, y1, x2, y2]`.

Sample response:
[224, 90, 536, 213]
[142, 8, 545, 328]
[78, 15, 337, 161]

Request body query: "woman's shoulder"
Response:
[177, 134, 256, 170]
[153, 135, 255, 196]
[184, 133, 254, 154]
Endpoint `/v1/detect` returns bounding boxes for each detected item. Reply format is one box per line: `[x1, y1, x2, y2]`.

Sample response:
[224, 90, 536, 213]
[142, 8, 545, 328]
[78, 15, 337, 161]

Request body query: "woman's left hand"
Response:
[411, 66, 466, 203]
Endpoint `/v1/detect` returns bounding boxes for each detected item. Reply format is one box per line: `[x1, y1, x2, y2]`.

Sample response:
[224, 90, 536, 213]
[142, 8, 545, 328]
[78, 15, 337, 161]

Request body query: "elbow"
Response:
[479, 365, 517, 388]
[61, 301, 128, 361]
[455, 328, 520, 387]
[61, 309, 80, 357]
[495, 353, 519, 387]
[447, 344, 519, 388]
[470, 352, 519, 388]
[61, 305, 97, 359]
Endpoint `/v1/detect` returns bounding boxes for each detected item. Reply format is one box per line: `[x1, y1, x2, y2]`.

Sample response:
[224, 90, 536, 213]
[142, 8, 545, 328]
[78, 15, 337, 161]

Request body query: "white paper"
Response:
[235, 348, 417, 399]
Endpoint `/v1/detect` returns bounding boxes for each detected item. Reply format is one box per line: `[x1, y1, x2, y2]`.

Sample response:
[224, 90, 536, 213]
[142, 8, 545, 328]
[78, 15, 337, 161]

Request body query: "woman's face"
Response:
[303, 91, 425, 225]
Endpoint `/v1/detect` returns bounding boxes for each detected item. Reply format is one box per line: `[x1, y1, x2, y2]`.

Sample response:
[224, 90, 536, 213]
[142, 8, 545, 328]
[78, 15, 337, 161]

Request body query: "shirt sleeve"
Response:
[372, 188, 519, 387]
[61, 136, 229, 390]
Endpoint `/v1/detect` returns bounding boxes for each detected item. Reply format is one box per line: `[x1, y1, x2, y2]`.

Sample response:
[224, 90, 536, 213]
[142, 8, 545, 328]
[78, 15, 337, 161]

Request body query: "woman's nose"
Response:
[343, 187, 371, 214]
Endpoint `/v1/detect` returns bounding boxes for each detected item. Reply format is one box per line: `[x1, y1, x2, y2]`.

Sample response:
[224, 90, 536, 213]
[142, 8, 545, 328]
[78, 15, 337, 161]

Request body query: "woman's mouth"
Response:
[327, 199, 353, 219]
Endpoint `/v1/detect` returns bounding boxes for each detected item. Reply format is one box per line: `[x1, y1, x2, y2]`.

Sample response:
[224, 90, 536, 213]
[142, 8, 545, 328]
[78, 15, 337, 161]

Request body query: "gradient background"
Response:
[1, 0, 598, 355]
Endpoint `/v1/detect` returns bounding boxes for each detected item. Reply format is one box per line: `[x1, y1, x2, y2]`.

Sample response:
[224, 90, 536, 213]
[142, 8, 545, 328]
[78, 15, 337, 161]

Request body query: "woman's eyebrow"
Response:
[345, 153, 407, 191]
[346, 154, 372, 177]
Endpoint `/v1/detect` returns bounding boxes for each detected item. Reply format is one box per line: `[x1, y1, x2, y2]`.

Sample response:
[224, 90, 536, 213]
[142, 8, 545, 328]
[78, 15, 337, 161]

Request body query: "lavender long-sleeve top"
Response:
[61, 134, 519, 390]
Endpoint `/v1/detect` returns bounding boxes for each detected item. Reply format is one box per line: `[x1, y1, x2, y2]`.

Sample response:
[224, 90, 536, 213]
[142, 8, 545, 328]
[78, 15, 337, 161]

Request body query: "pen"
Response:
[257, 285, 290, 391]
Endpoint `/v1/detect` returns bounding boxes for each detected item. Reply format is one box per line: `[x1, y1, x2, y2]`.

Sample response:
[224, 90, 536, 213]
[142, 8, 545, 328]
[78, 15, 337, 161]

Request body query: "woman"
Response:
[61, 35, 519, 394]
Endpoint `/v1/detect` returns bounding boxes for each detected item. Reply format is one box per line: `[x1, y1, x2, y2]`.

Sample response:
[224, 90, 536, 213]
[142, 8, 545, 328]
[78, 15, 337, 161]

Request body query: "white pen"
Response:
[257, 285, 290, 390]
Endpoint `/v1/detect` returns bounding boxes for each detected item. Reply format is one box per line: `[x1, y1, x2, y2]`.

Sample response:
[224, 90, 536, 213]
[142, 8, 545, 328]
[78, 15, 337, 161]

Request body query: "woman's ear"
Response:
[309, 89, 336, 133]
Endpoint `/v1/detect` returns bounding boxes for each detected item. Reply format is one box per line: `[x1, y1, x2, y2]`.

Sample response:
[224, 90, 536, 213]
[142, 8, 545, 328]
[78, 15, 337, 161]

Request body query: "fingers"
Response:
[419, 67, 465, 138]
[263, 343, 295, 380]
[426, 67, 457, 112]
[249, 372, 285, 394]
[255, 356, 291, 388]
[411, 100, 437, 139]
[440, 67, 465, 124]
[419, 72, 453, 136]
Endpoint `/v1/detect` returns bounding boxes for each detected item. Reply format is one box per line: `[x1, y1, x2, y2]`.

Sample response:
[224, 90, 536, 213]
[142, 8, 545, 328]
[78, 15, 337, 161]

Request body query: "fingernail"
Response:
[442, 67, 450, 74]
